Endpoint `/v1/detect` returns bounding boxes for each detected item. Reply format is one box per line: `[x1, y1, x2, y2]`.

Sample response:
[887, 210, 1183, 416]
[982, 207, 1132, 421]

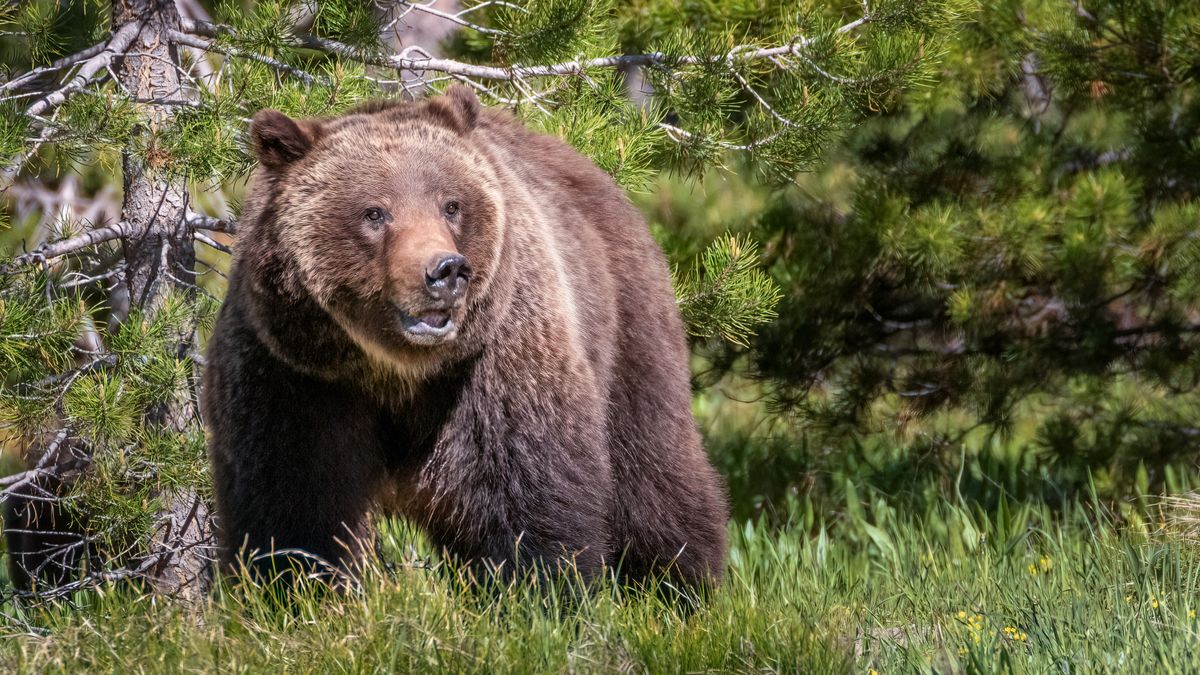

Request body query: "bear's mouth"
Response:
[398, 307, 457, 342]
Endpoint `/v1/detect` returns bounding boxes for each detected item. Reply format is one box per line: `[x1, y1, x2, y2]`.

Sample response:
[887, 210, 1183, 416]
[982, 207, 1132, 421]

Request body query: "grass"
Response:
[4, 496, 1200, 673]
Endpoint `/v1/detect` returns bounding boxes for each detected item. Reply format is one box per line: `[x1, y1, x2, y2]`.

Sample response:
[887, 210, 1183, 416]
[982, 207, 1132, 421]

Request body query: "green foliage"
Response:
[160, 101, 253, 184]
[493, 0, 615, 65]
[527, 75, 666, 190]
[251, 60, 378, 117]
[0, 276, 213, 559]
[63, 371, 141, 446]
[4, 1, 65, 65]
[158, 58, 375, 181]
[0, 0, 108, 69]
[650, 0, 1200, 517]
[53, 92, 138, 171]
[0, 276, 85, 381]
[310, 0, 384, 53]
[673, 234, 781, 347]
[0, 104, 30, 166]
[213, 0, 301, 58]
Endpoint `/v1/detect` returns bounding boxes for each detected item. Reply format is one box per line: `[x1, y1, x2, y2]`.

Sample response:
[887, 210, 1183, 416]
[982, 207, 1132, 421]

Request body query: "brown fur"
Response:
[202, 87, 728, 586]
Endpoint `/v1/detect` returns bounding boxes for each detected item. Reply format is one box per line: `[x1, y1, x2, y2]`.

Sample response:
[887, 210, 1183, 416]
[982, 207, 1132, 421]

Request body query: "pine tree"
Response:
[662, 0, 1200, 516]
[0, 0, 965, 596]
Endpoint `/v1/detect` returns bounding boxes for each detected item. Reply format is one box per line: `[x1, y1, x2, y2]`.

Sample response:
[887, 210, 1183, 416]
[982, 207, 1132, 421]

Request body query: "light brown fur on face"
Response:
[259, 116, 506, 379]
[203, 87, 729, 590]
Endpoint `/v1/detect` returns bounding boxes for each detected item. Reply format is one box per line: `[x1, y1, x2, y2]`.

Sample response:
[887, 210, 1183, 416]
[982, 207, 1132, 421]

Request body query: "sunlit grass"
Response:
[4, 497, 1200, 673]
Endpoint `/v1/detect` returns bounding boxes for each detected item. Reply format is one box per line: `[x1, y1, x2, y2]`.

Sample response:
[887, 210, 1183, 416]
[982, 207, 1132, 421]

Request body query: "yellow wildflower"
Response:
[1039, 555, 1053, 572]
[1152, 597, 1160, 609]
[1001, 625, 1028, 642]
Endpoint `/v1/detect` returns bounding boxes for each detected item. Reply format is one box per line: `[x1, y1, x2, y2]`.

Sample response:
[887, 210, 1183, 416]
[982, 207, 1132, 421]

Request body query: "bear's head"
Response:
[245, 87, 507, 375]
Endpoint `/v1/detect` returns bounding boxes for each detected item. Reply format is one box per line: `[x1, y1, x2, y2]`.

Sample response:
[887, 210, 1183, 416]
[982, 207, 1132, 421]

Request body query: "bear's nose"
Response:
[425, 253, 471, 300]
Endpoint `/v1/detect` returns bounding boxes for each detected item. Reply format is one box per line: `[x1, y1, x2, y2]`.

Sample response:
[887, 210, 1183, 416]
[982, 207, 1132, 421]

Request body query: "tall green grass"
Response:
[5, 496, 1200, 673]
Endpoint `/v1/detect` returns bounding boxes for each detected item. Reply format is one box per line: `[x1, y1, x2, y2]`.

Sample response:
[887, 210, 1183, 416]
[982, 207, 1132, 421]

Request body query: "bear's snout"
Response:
[424, 252, 471, 302]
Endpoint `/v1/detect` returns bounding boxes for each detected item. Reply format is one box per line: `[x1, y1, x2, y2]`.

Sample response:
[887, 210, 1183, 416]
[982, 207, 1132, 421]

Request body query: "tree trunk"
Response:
[111, 0, 212, 601]
[114, 0, 194, 314]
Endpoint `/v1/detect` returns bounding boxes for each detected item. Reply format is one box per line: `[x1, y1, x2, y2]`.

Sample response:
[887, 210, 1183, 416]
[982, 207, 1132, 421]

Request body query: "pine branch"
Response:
[6, 533, 213, 601]
[1, 20, 145, 189]
[1, 221, 135, 271]
[673, 235, 782, 347]
[0, 215, 234, 274]
[177, 15, 873, 81]
[165, 30, 325, 85]
[0, 40, 112, 94]
[22, 22, 142, 116]
[170, 11, 886, 159]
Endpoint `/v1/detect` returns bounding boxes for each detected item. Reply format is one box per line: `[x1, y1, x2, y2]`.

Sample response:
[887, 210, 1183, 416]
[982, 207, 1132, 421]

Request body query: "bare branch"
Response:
[187, 213, 237, 235]
[7, 535, 213, 601]
[178, 15, 872, 82]
[0, 40, 111, 94]
[24, 21, 144, 119]
[2, 221, 135, 271]
[1069, 0, 1099, 23]
[396, 1, 507, 36]
[166, 30, 325, 85]
[728, 46, 802, 130]
[1059, 147, 1132, 174]
[194, 230, 231, 254]
[0, 429, 69, 503]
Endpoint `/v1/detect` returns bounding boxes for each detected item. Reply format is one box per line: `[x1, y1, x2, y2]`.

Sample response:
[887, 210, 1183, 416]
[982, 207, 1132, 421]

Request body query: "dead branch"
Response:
[165, 30, 325, 85]
[194, 230, 231, 254]
[187, 213, 237, 235]
[0, 40, 112, 94]
[0, 428, 69, 503]
[176, 15, 872, 82]
[1, 221, 135, 271]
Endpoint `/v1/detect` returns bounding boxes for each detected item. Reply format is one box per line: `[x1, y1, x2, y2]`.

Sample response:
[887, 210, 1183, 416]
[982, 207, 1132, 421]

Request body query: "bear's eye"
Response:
[363, 207, 387, 226]
[443, 201, 460, 217]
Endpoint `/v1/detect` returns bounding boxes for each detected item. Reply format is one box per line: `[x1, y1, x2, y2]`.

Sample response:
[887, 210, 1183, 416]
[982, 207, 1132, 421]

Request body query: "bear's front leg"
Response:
[204, 321, 385, 582]
[408, 356, 614, 583]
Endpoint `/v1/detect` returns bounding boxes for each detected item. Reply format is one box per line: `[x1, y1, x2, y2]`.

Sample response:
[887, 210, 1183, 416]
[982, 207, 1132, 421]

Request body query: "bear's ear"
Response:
[428, 85, 481, 134]
[250, 109, 321, 169]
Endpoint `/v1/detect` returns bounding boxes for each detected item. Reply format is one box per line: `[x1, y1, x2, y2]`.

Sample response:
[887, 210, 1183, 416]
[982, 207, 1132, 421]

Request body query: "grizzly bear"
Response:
[201, 86, 728, 588]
